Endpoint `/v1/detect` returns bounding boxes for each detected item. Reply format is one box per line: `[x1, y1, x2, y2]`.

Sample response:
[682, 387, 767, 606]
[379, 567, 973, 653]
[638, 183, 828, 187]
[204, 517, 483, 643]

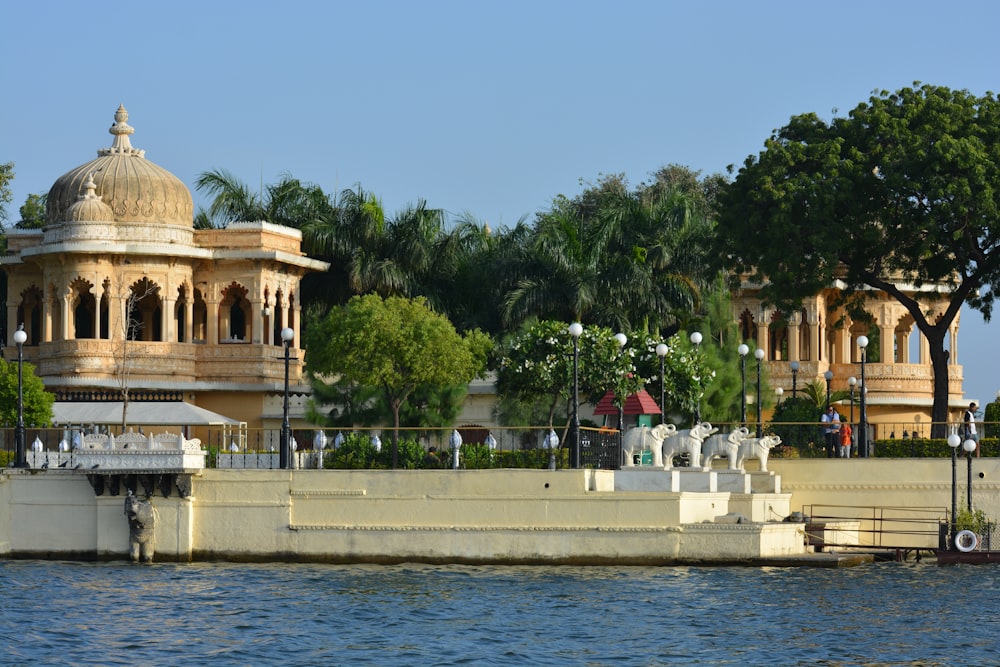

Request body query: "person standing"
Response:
[839, 422, 853, 458]
[963, 401, 979, 456]
[821, 405, 841, 458]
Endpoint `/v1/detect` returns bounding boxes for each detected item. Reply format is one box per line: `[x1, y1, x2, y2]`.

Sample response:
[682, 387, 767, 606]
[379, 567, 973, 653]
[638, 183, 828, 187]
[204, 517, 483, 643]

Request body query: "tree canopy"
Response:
[0, 161, 13, 227]
[716, 83, 1000, 435]
[0, 359, 55, 428]
[303, 294, 491, 467]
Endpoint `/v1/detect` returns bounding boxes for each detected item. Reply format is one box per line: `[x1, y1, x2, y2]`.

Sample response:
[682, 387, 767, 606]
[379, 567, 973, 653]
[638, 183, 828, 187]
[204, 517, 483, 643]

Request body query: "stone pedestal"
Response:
[749, 471, 780, 493]
[678, 470, 716, 492]
[614, 468, 680, 492]
[728, 493, 792, 522]
[716, 471, 751, 493]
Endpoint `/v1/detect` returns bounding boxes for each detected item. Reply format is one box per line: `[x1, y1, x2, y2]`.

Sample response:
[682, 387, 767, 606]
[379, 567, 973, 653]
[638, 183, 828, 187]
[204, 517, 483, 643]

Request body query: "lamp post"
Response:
[569, 322, 583, 469]
[790, 361, 799, 398]
[848, 376, 857, 425]
[690, 331, 703, 424]
[738, 344, 749, 426]
[858, 335, 869, 458]
[656, 342, 668, 425]
[964, 438, 977, 513]
[279, 327, 294, 470]
[754, 348, 765, 437]
[775, 386, 783, 407]
[823, 370, 833, 410]
[948, 433, 961, 548]
[13, 324, 28, 468]
[614, 332, 628, 453]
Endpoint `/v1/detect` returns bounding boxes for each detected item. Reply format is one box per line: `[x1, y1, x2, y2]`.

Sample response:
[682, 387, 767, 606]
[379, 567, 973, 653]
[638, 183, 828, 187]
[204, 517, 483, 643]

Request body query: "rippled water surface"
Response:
[1, 560, 997, 666]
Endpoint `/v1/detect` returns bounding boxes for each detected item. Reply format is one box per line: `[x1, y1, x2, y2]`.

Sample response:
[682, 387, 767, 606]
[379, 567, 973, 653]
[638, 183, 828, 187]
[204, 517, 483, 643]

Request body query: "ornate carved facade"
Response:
[732, 281, 966, 438]
[0, 106, 329, 429]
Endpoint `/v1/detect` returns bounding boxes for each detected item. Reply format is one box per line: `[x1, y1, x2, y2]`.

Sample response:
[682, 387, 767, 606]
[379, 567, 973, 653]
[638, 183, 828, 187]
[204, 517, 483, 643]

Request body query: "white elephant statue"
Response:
[734, 434, 782, 472]
[621, 424, 676, 467]
[660, 422, 718, 470]
[700, 426, 751, 471]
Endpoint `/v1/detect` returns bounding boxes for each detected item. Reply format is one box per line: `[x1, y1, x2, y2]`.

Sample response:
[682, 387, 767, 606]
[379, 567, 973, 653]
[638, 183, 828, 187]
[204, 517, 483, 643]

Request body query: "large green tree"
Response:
[304, 294, 491, 467]
[495, 320, 644, 430]
[0, 161, 13, 226]
[0, 359, 55, 428]
[716, 84, 1000, 436]
[502, 170, 716, 335]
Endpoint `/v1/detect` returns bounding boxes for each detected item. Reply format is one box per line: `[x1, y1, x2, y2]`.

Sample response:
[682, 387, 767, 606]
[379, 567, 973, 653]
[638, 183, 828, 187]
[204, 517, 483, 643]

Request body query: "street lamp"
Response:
[754, 348, 765, 437]
[280, 326, 294, 470]
[656, 342, 668, 425]
[569, 322, 583, 469]
[738, 344, 749, 426]
[964, 438, 977, 513]
[690, 331, 703, 424]
[13, 324, 28, 468]
[948, 433, 961, 548]
[775, 386, 783, 407]
[858, 335, 869, 458]
[824, 370, 833, 410]
[790, 361, 799, 398]
[614, 332, 628, 453]
[848, 376, 857, 425]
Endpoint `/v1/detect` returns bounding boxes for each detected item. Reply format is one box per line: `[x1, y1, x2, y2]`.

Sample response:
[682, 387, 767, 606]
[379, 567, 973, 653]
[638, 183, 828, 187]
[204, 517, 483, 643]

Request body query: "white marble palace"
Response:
[1, 105, 328, 430]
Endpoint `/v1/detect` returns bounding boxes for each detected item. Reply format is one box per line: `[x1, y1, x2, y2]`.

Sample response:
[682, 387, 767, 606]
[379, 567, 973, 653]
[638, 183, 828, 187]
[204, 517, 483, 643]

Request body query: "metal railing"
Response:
[802, 504, 948, 555]
[0, 425, 623, 471]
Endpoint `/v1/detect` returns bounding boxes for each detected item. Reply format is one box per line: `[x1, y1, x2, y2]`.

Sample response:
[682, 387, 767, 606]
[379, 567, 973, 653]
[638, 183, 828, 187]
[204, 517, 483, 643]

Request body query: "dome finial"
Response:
[98, 104, 145, 158]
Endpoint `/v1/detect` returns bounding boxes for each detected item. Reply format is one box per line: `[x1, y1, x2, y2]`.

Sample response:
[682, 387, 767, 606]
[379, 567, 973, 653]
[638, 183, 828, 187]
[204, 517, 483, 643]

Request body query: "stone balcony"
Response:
[14, 339, 304, 387]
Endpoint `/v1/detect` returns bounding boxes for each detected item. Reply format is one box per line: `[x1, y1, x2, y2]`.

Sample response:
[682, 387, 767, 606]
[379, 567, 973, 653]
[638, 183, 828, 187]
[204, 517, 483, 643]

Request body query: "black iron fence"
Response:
[1, 422, 995, 470]
[0, 425, 623, 471]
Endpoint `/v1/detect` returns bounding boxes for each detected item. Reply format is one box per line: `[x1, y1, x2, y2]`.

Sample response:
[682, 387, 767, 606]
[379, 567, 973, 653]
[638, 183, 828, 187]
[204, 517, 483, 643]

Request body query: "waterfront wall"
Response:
[768, 458, 1000, 521]
[2, 459, 996, 563]
[1, 468, 800, 563]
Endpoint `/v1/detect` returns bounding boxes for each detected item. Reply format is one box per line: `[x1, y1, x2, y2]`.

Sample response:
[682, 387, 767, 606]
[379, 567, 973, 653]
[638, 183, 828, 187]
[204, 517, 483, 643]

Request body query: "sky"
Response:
[2, 0, 1000, 404]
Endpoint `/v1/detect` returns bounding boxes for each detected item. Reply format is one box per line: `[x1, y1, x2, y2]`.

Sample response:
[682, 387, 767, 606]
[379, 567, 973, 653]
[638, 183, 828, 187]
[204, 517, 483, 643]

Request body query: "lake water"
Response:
[0, 560, 995, 666]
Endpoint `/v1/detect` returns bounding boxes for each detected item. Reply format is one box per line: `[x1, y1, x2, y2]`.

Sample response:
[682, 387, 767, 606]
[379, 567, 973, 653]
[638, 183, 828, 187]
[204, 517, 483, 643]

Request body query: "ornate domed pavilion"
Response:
[1, 105, 329, 433]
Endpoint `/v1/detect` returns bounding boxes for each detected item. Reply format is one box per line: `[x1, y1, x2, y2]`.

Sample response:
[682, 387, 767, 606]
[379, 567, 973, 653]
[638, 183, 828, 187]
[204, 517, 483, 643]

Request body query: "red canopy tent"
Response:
[592, 389, 662, 416]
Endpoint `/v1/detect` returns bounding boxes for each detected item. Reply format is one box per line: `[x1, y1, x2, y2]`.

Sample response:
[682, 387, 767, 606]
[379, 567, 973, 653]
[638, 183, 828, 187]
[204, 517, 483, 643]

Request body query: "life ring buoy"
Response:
[955, 530, 979, 553]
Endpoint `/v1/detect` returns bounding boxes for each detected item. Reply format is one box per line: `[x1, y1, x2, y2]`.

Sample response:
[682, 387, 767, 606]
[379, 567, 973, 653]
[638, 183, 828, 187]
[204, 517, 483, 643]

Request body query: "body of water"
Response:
[0, 560, 995, 666]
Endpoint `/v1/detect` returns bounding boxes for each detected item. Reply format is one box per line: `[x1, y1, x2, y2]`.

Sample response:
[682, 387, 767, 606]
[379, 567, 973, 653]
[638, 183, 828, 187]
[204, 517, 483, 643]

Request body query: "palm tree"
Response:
[195, 169, 332, 229]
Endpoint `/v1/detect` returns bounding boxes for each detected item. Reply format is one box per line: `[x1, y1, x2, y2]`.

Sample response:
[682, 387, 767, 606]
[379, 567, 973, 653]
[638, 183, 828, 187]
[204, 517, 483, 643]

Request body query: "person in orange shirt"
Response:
[839, 422, 853, 458]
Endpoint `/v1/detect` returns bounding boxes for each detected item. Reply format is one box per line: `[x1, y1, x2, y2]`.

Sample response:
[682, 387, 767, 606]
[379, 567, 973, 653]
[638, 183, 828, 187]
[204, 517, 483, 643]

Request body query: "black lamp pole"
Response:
[656, 343, 668, 426]
[280, 327, 294, 470]
[858, 336, 869, 458]
[790, 361, 799, 399]
[14, 324, 27, 468]
[966, 440, 976, 513]
[690, 332, 703, 425]
[848, 377, 856, 425]
[755, 348, 764, 438]
[738, 344, 748, 427]
[569, 323, 583, 469]
[614, 333, 627, 453]
[948, 434, 960, 548]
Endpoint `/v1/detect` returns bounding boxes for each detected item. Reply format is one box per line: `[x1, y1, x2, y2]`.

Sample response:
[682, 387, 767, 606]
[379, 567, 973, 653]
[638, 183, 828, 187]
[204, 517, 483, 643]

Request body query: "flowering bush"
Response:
[497, 321, 707, 425]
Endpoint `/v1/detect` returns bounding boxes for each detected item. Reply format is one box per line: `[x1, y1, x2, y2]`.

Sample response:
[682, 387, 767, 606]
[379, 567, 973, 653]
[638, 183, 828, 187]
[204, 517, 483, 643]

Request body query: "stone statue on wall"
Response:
[124, 490, 157, 563]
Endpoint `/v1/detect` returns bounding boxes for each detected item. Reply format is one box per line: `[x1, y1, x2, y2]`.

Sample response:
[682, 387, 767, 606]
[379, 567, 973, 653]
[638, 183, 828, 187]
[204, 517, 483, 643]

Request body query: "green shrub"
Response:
[954, 507, 992, 535]
[326, 432, 382, 469]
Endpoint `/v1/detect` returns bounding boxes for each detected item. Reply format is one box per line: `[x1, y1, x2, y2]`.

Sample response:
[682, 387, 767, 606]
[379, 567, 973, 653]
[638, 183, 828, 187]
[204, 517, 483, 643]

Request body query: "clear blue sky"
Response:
[3, 0, 999, 404]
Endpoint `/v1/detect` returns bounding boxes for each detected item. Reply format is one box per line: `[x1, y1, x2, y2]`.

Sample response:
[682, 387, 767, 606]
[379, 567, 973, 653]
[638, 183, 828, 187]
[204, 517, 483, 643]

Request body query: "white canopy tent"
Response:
[53, 402, 241, 427]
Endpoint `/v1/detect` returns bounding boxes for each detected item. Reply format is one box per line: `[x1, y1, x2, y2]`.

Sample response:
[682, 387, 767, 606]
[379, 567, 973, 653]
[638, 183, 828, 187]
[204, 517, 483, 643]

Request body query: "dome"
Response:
[65, 173, 114, 222]
[46, 105, 194, 227]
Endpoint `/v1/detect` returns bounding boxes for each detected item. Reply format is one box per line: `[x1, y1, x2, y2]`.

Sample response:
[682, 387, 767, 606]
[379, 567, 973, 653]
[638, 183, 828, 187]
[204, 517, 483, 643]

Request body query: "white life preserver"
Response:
[955, 530, 979, 553]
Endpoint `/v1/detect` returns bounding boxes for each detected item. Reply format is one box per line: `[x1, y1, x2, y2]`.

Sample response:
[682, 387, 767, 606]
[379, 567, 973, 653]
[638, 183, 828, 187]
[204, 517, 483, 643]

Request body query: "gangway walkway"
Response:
[802, 504, 947, 562]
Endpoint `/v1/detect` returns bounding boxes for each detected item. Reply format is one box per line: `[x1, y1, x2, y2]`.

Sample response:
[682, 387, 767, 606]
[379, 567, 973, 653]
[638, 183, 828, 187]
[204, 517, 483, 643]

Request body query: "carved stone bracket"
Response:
[85, 472, 194, 498]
